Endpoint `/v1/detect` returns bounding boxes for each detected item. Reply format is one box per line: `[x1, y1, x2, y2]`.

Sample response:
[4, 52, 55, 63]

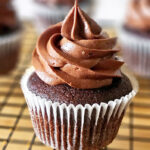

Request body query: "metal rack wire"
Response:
[0, 23, 150, 150]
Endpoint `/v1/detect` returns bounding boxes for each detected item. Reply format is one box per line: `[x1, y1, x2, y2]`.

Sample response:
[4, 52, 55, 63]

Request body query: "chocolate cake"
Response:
[0, 0, 22, 74]
[123, 25, 150, 39]
[28, 72, 132, 105]
[21, 0, 136, 149]
[0, 0, 19, 35]
[125, 0, 150, 36]
[118, 0, 150, 77]
[0, 47, 19, 74]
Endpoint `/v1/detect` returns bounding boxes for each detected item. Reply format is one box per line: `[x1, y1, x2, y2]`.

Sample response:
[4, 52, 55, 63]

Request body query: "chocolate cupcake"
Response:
[0, 0, 22, 74]
[21, 1, 137, 149]
[118, 0, 150, 77]
[32, 0, 90, 33]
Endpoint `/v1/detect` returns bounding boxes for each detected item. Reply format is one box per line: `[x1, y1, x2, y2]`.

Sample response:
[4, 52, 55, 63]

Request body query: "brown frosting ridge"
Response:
[32, 1, 124, 89]
[0, 0, 17, 31]
[126, 0, 150, 31]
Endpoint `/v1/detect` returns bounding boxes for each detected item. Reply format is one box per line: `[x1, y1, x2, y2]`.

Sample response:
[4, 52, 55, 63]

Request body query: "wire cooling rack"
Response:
[0, 23, 150, 150]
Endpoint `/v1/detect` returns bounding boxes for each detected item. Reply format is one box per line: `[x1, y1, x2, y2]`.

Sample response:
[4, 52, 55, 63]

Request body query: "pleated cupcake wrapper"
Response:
[21, 67, 136, 149]
[118, 26, 150, 78]
[0, 29, 23, 56]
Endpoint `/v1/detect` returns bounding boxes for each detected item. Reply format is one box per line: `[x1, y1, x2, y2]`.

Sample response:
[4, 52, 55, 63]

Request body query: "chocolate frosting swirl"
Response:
[33, 1, 124, 89]
[126, 0, 150, 31]
[0, 0, 18, 31]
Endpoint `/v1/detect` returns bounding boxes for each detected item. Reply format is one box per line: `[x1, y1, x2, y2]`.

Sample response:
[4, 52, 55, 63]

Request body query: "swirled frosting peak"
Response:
[61, 1, 101, 40]
[126, 0, 150, 31]
[32, 1, 124, 89]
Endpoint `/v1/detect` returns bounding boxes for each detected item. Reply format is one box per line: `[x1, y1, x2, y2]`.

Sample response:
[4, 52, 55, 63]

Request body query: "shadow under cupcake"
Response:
[21, 1, 138, 149]
[0, 0, 22, 74]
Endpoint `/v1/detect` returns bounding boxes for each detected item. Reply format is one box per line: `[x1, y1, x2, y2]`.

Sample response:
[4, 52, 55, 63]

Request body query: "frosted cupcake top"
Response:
[32, 1, 124, 89]
[126, 0, 150, 31]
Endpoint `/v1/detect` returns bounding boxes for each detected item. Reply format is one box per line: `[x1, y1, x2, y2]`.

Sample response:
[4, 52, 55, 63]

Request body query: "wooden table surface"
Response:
[0, 23, 150, 150]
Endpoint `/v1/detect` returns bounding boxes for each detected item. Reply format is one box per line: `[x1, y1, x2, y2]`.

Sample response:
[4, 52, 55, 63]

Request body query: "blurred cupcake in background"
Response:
[32, 0, 91, 33]
[36, 0, 82, 5]
[118, 0, 150, 78]
[0, 0, 22, 74]
[21, 1, 137, 149]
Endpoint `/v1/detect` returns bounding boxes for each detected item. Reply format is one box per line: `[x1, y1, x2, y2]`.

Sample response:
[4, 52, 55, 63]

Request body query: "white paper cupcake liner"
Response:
[0, 28, 23, 74]
[21, 67, 137, 150]
[0, 28, 22, 56]
[118, 26, 150, 78]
